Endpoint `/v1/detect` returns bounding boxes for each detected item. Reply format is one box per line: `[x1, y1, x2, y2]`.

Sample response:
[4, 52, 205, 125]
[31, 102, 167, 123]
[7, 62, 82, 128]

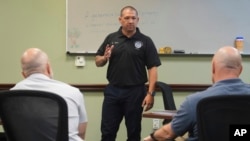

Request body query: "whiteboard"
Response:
[66, 0, 250, 54]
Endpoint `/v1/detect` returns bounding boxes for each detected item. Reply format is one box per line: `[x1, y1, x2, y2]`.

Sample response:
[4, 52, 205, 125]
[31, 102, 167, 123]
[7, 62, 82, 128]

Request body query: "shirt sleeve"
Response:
[145, 37, 161, 69]
[171, 96, 195, 136]
[96, 35, 110, 56]
[77, 90, 88, 123]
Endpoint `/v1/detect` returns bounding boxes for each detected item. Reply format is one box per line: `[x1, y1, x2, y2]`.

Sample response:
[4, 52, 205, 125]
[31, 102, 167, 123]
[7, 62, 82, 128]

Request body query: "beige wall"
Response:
[1, 1, 250, 140]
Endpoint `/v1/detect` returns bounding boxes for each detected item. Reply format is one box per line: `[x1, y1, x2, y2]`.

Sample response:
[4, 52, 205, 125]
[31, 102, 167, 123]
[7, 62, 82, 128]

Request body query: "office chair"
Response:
[196, 95, 250, 141]
[155, 81, 176, 125]
[0, 90, 68, 141]
[0, 132, 7, 141]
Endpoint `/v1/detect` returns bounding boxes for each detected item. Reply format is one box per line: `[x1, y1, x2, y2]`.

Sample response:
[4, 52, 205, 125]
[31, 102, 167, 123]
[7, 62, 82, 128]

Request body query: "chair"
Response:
[155, 81, 176, 124]
[0, 133, 7, 141]
[0, 90, 68, 141]
[196, 95, 250, 141]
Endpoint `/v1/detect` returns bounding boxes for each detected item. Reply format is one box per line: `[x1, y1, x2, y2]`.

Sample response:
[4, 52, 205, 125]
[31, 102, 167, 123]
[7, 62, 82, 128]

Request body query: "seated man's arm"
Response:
[78, 122, 87, 140]
[144, 123, 177, 141]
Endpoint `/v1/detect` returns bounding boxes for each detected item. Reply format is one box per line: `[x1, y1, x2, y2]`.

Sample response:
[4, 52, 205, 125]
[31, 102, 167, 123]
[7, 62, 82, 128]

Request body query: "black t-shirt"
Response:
[96, 27, 161, 86]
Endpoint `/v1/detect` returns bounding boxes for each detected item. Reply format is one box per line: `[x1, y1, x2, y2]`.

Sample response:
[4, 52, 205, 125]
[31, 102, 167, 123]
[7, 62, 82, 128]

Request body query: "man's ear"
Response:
[212, 61, 215, 74]
[118, 17, 121, 23]
[22, 72, 27, 78]
[46, 63, 53, 78]
[239, 65, 243, 75]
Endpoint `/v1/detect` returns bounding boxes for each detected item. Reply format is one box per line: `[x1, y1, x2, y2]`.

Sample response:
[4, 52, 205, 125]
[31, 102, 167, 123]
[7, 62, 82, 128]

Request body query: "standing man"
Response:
[95, 6, 161, 141]
[11, 48, 88, 141]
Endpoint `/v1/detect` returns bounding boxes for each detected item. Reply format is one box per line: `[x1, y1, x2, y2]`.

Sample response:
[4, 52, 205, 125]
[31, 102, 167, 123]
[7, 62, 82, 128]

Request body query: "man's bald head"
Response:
[212, 46, 242, 83]
[21, 48, 53, 78]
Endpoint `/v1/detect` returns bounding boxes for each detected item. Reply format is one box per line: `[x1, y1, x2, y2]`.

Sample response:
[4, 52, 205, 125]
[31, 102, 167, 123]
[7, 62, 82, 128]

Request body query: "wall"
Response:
[1, 1, 250, 140]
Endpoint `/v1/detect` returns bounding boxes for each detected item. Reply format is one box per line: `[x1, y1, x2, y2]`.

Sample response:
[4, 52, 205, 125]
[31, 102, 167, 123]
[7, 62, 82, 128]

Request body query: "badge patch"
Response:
[134, 41, 143, 49]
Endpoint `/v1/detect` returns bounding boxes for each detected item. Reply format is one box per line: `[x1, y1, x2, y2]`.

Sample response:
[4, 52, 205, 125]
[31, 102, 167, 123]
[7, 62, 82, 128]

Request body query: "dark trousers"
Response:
[101, 84, 146, 141]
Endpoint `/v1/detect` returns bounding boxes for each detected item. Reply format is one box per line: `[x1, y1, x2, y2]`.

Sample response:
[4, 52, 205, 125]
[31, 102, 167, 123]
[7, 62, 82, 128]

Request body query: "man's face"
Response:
[119, 9, 139, 32]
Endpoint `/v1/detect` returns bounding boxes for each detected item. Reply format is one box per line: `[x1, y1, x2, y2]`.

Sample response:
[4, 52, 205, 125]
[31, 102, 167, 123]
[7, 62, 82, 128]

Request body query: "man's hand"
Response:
[104, 44, 114, 60]
[142, 94, 154, 111]
[143, 136, 153, 141]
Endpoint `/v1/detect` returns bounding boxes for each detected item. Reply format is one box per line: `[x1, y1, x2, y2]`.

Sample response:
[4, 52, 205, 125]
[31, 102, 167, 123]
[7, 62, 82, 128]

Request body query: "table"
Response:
[142, 110, 177, 119]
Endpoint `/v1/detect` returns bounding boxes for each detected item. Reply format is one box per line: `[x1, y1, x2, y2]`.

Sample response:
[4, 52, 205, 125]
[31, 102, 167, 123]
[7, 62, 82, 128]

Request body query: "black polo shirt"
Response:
[96, 27, 161, 86]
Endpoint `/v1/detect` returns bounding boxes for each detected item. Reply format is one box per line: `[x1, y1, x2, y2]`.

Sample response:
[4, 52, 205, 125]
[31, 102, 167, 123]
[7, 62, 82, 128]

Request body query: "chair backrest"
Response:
[197, 95, 250, 141]
[155, 81, 176, 124]
[0, 90, 69, 141]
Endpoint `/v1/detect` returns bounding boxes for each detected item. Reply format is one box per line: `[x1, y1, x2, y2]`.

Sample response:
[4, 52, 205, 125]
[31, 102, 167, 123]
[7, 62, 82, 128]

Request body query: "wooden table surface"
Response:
[142, 110, 177, 119]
